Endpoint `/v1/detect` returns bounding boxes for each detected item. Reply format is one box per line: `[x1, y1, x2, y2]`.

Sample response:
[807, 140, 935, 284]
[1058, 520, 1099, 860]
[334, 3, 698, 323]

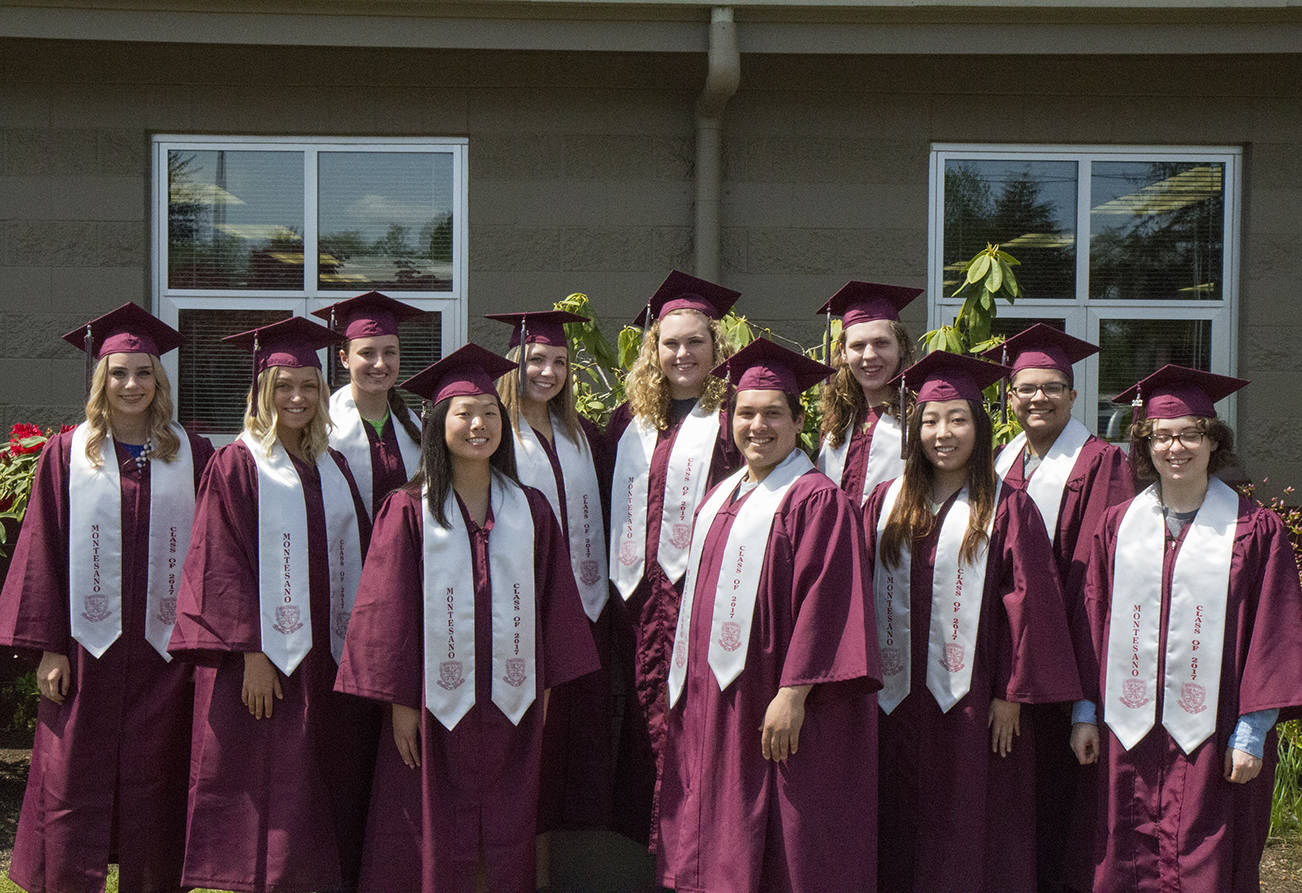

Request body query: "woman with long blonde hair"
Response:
[0, 303, 214, 892]
[815, 281, 919, 507]
[486, 309, 614, 865]
[168, 317, 373, 893]
[605, 270, 742, 845]
[862, 351, 1081, 893]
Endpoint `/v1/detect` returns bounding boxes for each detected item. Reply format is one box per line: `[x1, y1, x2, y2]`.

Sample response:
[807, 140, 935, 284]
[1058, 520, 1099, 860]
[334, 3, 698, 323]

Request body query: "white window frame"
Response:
[151, 134, 469, 434]
[928, 144, 1241, 435]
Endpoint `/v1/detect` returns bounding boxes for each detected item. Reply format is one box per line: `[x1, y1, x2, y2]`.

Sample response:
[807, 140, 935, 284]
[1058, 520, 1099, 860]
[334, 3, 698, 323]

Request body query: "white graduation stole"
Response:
[994, 418, 1091, 543]
[241, 432, 364, 675]
[609, 402, 719, 598]
[874, 478, 1001, 714]
[667, 450, 812, 707]
[421, 474, 537, 730]
[513, 416, 608, 621]
[1103, 479, 1236, 753]
[817, 412, 904, 507]
[68, 422, 195, 660]
[327, 386, 421, 517]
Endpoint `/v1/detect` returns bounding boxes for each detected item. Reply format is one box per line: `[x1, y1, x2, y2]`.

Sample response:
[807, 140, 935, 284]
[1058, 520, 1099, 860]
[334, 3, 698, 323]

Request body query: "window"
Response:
[152, 135, 468, 436]
[929, 145, 1239, 441]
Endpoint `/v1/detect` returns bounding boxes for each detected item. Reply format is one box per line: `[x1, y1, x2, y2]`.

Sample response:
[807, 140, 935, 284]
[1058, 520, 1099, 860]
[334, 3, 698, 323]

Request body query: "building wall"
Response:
[2, 38, 1299, 487]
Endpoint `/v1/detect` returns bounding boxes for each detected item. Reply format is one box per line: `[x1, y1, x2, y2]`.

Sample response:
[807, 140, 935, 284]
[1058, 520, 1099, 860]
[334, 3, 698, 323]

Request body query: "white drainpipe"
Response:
[694, 7, 739, 282]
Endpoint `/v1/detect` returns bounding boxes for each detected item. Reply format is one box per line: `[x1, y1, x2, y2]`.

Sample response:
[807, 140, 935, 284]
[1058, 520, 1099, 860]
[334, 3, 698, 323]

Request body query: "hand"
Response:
[1224, 747, 1263, 784]
[989, 698, 1021, 758]
[36, 651, 70, 703]
[761, 685, 812, 763]
[241, 652, 283, 719]
[393, 704, 422, 769]
[1070, 722, 1100, 765]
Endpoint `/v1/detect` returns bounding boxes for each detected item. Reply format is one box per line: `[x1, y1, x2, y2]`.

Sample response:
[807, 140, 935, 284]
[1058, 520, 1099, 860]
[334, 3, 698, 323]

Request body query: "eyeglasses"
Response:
[1010, 382, 1069, 399]
[1150, 431, 1206, 449]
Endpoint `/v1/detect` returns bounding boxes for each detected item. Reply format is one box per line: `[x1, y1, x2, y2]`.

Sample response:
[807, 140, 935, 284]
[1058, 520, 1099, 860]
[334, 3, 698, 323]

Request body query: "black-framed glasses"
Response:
[1150, 431, 1205, 449]
[1010, 382, 1069, 399]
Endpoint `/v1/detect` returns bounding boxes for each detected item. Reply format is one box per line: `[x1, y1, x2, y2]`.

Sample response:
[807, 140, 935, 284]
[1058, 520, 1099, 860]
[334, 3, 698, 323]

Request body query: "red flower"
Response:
[9, 422, 48, 455]
[60, 424, 76, 434]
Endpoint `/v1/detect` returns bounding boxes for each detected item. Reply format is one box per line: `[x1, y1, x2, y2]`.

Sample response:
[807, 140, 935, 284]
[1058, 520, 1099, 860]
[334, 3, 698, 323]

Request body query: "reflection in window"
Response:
[168, 151, 304, 290]
[943, 160, 1077, 299]
[1095, 318, 1211, 440]
[1089, 162, 1224, 301]
[318, 153, 455, 292]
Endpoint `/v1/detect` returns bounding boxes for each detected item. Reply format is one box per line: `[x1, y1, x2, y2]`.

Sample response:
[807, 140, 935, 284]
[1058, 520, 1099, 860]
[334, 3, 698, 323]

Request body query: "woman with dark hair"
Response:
[815, 281, 920, 507]
[314, 291, 424, 517]
[0, 304, 213, 893]
[606, 270, 742, 843]
[335, 344, 598, 892]
[168, 317, 373, 893]
[1071, 365, 1302, 892]
[862, 351, 1081, 893]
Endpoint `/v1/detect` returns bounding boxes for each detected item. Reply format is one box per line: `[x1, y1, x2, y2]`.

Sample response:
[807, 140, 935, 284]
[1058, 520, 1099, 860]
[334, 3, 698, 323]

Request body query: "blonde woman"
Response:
[815, 281, 920, 507]
[168, 317, 372, 893]
[0, 303, 214, 892]
[606, 270, 741, 844]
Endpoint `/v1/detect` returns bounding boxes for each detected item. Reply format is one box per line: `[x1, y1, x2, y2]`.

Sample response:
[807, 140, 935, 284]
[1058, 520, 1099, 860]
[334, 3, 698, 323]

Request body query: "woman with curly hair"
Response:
[863, 351, 1080, 893]
[313, 291, 425, 518]
[606, 270, 742, 845]
[168, 317, 372, 893]
[1071, 365, 1302, 892]
[815, 281, 920, 507]
[0, 303, 214, 893]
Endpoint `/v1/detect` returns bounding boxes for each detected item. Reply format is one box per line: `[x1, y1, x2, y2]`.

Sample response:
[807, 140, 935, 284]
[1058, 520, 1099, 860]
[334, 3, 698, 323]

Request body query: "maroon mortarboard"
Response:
[399, 344, 517, 405]
[1113, 364, 1249, 421]
[816, 281, 922, 329]
[484, 310, 588, 349]
[981, 323, 1098, 386]
[62, 302, 184, 359]
[311, 291, 425, 341]
[222, 316, 337, 376]
[710, 338, 833, 394]
[631, 270, 740, 327]
[893, 350, 1010, 405]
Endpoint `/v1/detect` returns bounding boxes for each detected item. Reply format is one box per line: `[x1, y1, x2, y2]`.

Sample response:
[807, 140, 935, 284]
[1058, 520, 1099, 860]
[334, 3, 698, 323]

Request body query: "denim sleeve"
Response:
[1228, 709, 1280, 759]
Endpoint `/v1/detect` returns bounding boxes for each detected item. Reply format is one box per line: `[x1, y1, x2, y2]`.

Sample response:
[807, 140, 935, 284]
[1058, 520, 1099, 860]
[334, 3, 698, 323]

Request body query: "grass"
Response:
[0, 870, 232, 893]
[1273, 719, 1302, 837]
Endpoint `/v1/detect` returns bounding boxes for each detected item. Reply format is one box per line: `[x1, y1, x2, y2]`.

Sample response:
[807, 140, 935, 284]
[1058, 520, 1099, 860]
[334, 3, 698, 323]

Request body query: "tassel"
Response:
[999, 344, 1008, 426]
[517, 319, 529, 394]
[899, 375, 908, 459]
[1131, 386, 1144, 425]
[823, 310, 832, 365]
[82, 325, 93, 397]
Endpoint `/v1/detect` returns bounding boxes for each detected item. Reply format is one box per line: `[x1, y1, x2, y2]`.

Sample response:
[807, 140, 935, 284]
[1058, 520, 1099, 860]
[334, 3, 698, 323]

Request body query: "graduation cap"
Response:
[311, 291, 425, 341]
[63, 302, 185, 394]
[816, 281, 922, 360]
[981, 323, 1098, 387]
[484, 310, 588, 349]
[1113, 364, 1249, 421]
[891, 351, 1010, 456]
[631, 270, 740, 328]
[710, 338, 834, 394]
[222, 317, 338, 387]
[399, 343, 518, 406]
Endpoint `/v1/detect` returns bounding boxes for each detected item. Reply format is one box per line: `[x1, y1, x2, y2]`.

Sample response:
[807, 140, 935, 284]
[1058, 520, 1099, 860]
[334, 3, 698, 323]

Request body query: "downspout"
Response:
[694, 7, 739, 282]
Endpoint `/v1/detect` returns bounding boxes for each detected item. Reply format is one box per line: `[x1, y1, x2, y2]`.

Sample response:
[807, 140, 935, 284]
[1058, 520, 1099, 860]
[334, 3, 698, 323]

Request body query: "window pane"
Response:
[989, 316, 1067, 343]
[943, 160, 1077, 300]
[1089, 162, 1225, 301]
[318, 152, 456, 292]
[1095, 318, 1212, 440]
[168, 150, 305, 290]
[177, 308, 292, 434]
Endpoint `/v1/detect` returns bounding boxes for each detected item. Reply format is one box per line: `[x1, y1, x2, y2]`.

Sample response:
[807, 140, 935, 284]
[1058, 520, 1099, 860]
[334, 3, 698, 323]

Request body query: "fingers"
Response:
[1225, 748, 1263, 784]
[395, 729, 422, 769]
[273, 674, 284, 701]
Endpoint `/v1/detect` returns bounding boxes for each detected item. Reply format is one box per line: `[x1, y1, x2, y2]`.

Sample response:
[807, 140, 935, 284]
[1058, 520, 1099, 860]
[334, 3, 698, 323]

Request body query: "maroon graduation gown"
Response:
[603, 401, 741, 844]
[830, 404, 893, 507]
[532, 416, 618, 831]
[863, 482, 1083, 893]
[998, 435, 1133, 891]
[657, 471, 881, 893]
[363, 413, 417, 517]
[0, 429, 214, 893]
[334, 485, 599, 893]
[167, 440, 374, 893]
[1083, 494, 1302, 893]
